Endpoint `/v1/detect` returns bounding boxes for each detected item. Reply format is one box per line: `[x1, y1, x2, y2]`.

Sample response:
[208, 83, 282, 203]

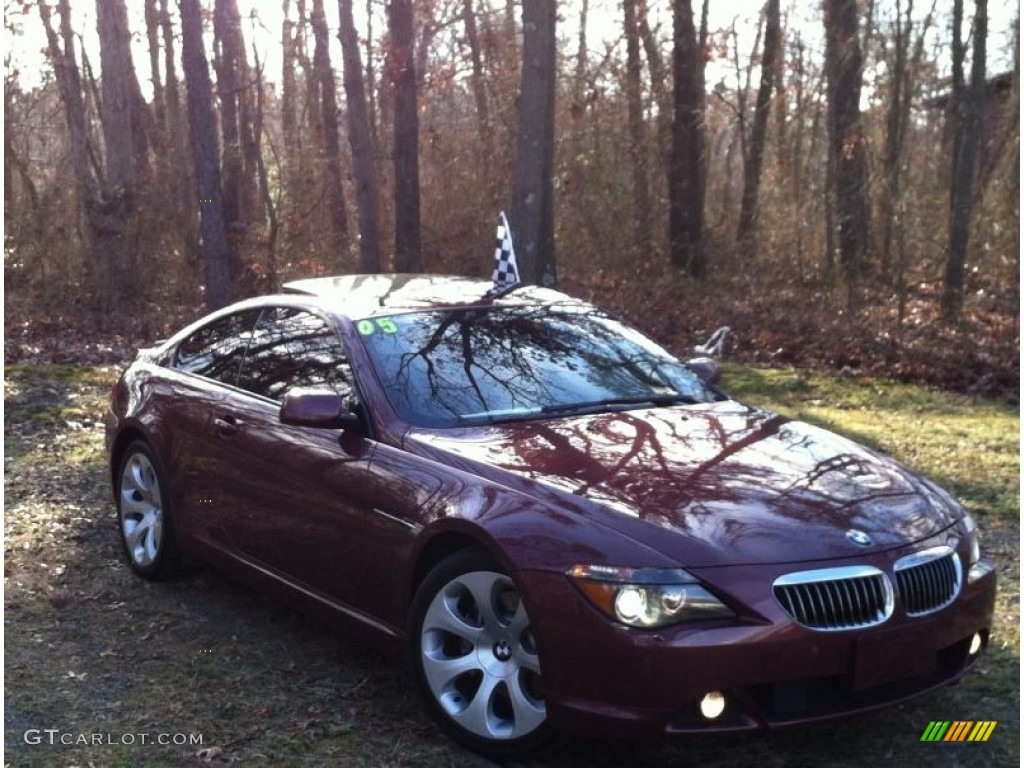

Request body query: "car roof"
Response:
[282, 274, 578, 318]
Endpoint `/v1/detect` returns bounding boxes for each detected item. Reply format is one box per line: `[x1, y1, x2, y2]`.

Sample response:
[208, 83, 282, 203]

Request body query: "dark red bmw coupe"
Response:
[106, 274, 996, 756]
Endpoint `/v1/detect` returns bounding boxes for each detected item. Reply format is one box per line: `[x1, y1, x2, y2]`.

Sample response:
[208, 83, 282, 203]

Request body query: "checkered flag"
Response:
[492, 211, 520, 290]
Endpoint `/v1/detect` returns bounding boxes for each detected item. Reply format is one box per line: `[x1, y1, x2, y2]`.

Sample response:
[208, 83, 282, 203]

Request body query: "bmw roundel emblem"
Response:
[846, 529, 873, 547]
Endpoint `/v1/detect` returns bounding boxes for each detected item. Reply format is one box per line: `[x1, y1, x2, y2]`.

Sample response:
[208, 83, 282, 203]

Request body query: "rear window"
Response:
[174, 310, 261, 386]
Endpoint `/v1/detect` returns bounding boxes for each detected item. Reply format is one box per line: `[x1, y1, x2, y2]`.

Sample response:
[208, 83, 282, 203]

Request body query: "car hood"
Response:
[405, 401, 962, 567]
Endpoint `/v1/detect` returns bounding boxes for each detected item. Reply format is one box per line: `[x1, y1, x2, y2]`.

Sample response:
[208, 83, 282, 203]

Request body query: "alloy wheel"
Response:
[419, 570, 546, 741]
[119, 451, 164, 569]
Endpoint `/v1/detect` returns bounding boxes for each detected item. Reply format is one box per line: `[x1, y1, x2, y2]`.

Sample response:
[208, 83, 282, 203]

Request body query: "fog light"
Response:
[969, 632, 983, 656]
[700, 691, 726, 720]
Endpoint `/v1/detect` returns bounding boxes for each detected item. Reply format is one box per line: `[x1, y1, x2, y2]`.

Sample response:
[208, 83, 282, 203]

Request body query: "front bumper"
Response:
[517, 557, 997, 738]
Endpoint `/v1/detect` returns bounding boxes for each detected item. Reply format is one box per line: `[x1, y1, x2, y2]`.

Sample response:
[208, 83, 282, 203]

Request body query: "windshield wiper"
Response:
[540, 393, 698, 416]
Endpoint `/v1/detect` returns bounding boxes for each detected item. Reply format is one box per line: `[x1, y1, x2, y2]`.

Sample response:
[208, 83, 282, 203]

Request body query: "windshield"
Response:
[356, 304, 720, 428]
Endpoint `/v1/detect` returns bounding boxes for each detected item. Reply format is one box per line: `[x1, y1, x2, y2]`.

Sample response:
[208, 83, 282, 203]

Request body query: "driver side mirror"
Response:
[280, 387, 361, 429]
[685, 357, 720, 386]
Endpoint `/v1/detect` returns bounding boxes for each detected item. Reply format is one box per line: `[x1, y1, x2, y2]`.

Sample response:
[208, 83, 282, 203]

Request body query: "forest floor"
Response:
[3, 363, 1018, 767]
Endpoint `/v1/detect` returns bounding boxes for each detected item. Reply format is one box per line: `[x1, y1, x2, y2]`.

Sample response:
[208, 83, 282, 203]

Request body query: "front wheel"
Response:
[116, 441, 186, 580]
[410, 549, 551, 757]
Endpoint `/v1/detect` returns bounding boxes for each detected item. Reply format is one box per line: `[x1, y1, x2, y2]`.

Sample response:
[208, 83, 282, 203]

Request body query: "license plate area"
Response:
[854, 625, 936, 689]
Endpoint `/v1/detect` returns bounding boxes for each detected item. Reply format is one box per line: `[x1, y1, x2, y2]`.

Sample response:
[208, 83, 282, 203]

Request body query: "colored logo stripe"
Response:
[921, 721, 950, 741]
[945, 721, 973, 741]
[968, 721, 997, 742]
[921, 720, 997, 742]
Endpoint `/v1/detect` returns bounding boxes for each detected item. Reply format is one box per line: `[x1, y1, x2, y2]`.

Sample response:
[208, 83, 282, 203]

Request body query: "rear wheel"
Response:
[116, 441, 185, 580]
[410, 549, 551, 757]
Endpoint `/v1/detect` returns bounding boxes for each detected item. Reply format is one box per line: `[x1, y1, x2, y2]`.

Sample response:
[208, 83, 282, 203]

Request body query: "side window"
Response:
[174, 310, 260, 385]
[237, 307, 354, 402]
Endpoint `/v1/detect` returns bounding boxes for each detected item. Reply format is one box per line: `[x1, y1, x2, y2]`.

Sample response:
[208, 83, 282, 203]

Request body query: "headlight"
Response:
[962, 513, 982, 566]
[567, 565, 734, 628]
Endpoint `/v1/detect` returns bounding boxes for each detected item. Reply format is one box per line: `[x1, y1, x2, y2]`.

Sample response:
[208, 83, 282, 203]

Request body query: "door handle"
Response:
[213, 415, 240, 437]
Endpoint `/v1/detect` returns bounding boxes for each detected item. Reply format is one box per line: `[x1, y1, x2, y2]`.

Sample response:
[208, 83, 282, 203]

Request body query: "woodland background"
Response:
[3, 0, 1019, 397]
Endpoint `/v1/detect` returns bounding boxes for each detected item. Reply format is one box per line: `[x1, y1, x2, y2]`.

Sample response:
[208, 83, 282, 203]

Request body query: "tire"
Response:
[410, 548, 552, 757]
[115, 440, 186, 580]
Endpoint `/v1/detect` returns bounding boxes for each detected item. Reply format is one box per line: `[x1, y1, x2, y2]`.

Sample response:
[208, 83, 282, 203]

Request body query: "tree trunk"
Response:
[160, 0, 181, 140]
[462, 0, 493, 171]
[880, 0, 911, 279]
[773, 13, 788, 172]
[96, 0, 148, 300]
[339, 0, 382, 272]
[389, 0, 422, 272]
[942, 0, 987, 321]
[637, 0, 671, 183]
[102, 1, 152, 186]
[282, 0, 297, 147]
[623, 0, 651, 254]
[96, 0, 138, 195]
[143, 0, 165, 139]
[823, 0, 870, 299]
[737, 0, 781, 259]
[251, 48, 280, 289]
[160, 0, 198, 268]
[887, 2, 934, 289]
[181, 0, 231, 310]
[214, 0, 242, 233]
[365, 0, 378, 149]
[416, 6, 437, 92]
[281, 0, 298, 221]
[669, 0, 706, 277]
[296, 0, 321, 136]
[511, 0, 557, 287]
[574, 0, 589, 106]
[312, 0, 351, 264]
[38, 0, 94, 206]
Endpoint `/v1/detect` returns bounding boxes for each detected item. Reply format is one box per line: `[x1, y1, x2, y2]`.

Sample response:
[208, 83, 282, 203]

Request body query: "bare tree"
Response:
[143, 0, 165, 139]
[281, 0, 298, 217]
[100, 0, 151, 182]
[942, 0, 987, 321]
[96, 0, 145, 285]
[881, 0, 934, 320]
[214, 0, 243, 233]
[160, 0, 181, 142]
[181, 0, 231, 309]
[462, 0, 493, 171]
[669, 0, 708, 278]
[365, 0, 378, 147]
[251, 46, 280, 288]
[881, 0, 912, 280]
[573, 0, 589, 117]
[389, 0, 422, 271]
[281, 0, 297, 152]
[623, 0, 651, 254]
[737, 0, 782, 258]
[637, 0, 671, 180]
[37, 0, 97, 284]
[161, 0, 197, 265]
[312, 0, 350, 264]
[37, 0, 149, 307]
[338, 0, 382, 271]
[512, 0, 557, 287]
[823, 0, 870, 299]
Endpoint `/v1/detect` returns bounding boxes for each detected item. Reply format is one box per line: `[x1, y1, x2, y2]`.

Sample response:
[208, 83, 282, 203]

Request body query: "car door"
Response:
[165, 309, 261, 545]
[212, 306, 382, 612]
